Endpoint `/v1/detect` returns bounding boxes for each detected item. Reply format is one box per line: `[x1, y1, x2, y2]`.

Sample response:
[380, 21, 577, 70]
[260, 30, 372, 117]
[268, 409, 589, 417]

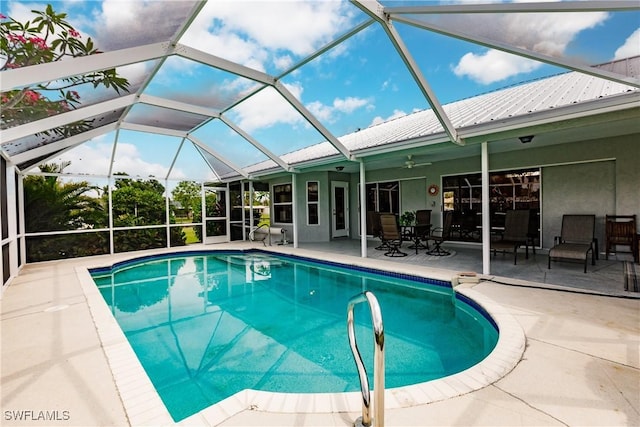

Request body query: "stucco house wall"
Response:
[264, 132, 637, 250]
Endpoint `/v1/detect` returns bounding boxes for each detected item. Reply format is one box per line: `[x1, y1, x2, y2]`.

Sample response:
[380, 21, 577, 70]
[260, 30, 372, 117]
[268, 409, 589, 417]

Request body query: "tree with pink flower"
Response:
[1, 4, 129, 136]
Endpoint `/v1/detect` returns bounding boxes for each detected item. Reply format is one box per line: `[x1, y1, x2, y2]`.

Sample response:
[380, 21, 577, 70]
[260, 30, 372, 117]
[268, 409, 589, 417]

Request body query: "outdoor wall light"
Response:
[519, 135, 535, 143]
[335, 166, 344, 171]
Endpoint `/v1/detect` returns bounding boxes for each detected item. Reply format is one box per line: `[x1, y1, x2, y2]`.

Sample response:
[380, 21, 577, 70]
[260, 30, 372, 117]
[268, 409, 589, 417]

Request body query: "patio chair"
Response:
[460, 209, 480, 240]
[379, 213, 407, 257]
[605, 215, 637, 262]
[548, 214, 596, 273]
[414, 209, 432, 250]
[491, 209, 530, 264]
[426, 212, 453, 256]
[369, 211, 390, 251]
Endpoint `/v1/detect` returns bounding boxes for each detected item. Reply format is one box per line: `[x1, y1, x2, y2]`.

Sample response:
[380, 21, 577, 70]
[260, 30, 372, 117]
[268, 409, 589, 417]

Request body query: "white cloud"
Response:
[306, 101, 333, 122]
[381, 78, 400, 92]
[614, 28, 640, 60]
[5, 2, 47, 24]
[230, 80, 369, 131]
[307, 96, 370, 123]
[450, 10, 609, 84]
[333, 97, 369, 113]
[453, 50, 541, 84]
[58, 138, 185, 179]
[116, 62, 151, 87]
[112, 143, 176, 178]
[57, 137, 113, 176]
[369, 109, 408, 127]
[91, 0, 196, 50]
[231, 84, 305, 132]
[273, 54, 294, 71]
[181, 0, 355, 72]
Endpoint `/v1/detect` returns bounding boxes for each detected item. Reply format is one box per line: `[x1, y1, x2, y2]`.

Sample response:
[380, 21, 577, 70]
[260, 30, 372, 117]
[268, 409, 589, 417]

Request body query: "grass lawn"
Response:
[174, 214, 271, 244]
[175, 218, 200, 244]
[182, 226, 200, 244]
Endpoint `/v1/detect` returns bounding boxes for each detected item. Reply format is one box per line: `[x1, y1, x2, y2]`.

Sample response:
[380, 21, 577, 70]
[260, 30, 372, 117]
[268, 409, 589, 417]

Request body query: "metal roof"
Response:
[1, 1, 639, 181]
[238, 57, 639, 179]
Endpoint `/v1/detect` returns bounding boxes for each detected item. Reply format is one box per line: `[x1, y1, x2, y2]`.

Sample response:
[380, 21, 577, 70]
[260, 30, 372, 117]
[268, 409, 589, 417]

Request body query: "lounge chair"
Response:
[379, 213, 407, 257]
[548, 214, 596, 273]
[605, 215, 637, 262]
[491, 209, 530, 264]
[426, 212, 453, 256]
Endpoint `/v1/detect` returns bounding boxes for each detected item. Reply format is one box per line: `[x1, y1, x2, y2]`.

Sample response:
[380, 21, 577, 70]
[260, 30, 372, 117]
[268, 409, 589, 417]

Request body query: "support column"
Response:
[17, 173, 25, 268]
[292, 173, 298, 248]
[165, 178, 171, 248]
[108, 177, 114, 255]
[5, 162, 18, 284]
[360, 160, 367, 258]
[481, 142, 491, 275]
[200, 182, 205, 246]
[248, 181, 254, 242]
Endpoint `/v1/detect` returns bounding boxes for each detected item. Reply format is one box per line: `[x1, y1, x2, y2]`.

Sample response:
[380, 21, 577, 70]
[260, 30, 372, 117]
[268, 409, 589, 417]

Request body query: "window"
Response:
[307, 181, 319, 225]
[365, 181, 400, 214]
[363, 180, 400, 235]
[442, 168, 540, 242]
[273, 183, 292, 224]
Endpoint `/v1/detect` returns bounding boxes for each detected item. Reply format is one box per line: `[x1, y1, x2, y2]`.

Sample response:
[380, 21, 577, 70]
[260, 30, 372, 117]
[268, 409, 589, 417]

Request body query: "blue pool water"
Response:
[91, 250, 498, 422]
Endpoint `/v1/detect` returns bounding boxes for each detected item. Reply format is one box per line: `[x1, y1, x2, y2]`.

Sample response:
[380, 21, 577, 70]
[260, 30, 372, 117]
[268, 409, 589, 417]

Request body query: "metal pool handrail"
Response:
[347, 291, 385, 427]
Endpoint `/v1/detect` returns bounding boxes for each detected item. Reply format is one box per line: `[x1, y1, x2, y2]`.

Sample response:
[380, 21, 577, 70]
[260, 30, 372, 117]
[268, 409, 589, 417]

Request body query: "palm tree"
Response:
[24, 162, 105, 232]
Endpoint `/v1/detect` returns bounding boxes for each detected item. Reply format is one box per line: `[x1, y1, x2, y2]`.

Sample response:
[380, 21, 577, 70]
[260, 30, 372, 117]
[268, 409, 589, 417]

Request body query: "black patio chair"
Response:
[491, 209, 530, 264]
[412, 209, 432, 252]
[426, 212, 453, 256]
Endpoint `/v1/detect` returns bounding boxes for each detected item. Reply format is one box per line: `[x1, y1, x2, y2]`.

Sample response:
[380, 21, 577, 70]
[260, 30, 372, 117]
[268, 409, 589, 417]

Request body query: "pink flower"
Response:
[28, 37, 48, 50]
[70, 91, 80, 100]
[69, 29, 81, 38]
[8, 33, 27, 44]
[23, 90, 42, 104]
[0, 14, 7, 20]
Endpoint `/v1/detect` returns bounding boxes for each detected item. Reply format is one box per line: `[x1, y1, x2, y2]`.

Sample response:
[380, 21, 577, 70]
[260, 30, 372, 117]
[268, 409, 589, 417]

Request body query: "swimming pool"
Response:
[90, 250, 500, 422]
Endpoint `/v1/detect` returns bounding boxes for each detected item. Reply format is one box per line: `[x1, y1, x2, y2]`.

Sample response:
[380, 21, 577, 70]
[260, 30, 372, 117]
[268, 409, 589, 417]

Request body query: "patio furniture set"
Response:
[373, 211, 638, 277]
[375, 210, 455, 258]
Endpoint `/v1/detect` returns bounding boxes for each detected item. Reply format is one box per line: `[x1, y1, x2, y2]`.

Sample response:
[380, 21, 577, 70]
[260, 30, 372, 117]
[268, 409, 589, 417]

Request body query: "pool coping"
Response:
[76, 248, 526, 427]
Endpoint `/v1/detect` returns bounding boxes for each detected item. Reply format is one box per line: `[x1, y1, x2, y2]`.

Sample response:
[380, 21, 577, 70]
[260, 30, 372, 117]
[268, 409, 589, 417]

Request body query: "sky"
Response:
[2, 0, 639, 183]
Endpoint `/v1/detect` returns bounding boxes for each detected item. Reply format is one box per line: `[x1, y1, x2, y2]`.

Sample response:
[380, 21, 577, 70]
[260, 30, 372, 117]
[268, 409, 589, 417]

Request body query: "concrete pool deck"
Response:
[1, 242, 639, 426]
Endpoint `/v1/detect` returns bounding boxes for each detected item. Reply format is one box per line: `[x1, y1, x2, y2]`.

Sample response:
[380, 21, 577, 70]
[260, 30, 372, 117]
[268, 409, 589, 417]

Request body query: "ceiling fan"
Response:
[401, 154, 432, 169]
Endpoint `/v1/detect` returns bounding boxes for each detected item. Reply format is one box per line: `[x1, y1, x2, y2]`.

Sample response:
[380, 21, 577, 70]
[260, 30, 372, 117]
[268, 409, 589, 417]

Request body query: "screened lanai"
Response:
[1, 0, 640, 287]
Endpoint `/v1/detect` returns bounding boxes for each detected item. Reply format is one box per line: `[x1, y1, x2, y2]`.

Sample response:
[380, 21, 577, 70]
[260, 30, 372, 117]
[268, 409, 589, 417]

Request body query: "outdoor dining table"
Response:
[401, 224, 431, 254]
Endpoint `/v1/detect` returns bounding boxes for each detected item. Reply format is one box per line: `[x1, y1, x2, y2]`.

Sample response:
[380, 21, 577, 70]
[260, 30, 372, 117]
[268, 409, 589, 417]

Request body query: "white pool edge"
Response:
[76, 252, 525, 427]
